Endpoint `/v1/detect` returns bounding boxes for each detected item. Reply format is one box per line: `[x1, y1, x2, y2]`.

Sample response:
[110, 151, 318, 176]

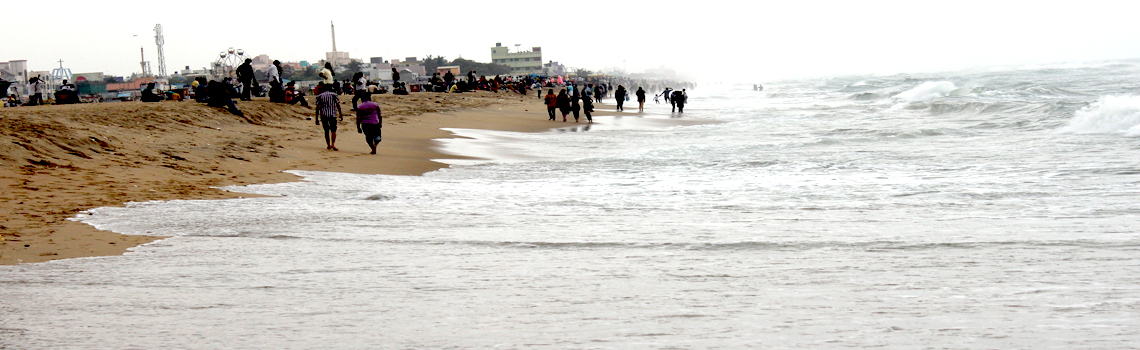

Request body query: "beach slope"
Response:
[0, 92, 552, 264]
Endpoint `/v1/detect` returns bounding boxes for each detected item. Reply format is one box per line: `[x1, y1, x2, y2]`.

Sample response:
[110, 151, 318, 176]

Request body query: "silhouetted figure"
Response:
[207, 80, 243, 116]
[236, 58, 255, 101]
[141, 82, 163, 102]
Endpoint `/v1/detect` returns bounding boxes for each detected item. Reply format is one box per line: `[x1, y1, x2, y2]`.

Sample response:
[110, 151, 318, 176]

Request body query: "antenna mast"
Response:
[154, 24, 167, 78]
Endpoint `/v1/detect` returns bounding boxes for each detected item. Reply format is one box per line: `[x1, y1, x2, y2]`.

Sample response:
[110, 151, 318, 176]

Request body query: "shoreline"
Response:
[0, 92, 552, 264]
[0, 91, 684, 264]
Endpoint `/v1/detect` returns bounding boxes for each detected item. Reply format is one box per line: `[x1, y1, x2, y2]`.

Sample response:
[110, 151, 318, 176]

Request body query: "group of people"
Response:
[311, 82, 382, 154]
[4, 76, 81, 106]
[543, 87, 595, 123]
[542, 83, 689, 121]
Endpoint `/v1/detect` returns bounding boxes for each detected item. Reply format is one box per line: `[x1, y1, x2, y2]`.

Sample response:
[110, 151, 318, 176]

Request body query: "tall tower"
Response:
[139, 47, 152, 77]
[330, 21, 338, 69]
[154, 24, 167, 78]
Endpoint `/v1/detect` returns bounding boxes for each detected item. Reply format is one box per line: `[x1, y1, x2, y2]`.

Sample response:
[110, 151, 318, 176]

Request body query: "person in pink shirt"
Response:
[354, 93, 382, 154]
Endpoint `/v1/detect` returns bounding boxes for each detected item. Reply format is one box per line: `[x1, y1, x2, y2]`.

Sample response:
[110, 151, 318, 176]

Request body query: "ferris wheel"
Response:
[211, 47, 247, 79]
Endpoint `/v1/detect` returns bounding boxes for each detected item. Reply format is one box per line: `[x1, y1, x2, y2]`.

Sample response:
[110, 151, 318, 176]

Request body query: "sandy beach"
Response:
[0, 91, 587, 264]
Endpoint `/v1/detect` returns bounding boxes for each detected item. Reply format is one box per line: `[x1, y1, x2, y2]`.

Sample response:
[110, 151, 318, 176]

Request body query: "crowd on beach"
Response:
[5, 56, 695, 156]
[540, 79, 694, 123]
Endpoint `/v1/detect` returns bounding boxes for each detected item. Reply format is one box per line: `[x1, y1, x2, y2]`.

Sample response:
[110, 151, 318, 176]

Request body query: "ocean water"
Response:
[4, 62, 1140, 349]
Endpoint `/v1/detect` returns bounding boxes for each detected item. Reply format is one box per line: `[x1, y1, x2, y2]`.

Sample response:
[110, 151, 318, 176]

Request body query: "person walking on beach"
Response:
[570, 91, 582, 122]
[351, 72, 369, 110]
[315, 83, 343, 150]
[636, 87, 646, 112]
[614, 85, 627, 111]
[236, 58, 255, 101]
[556, 89, 571, 122]
[544, 89, 558, 121]
[581, 93, 594, 123]
[354, 92, 382, 154]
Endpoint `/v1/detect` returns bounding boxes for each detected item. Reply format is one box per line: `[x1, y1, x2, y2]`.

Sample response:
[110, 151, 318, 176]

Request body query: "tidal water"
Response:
[3, 61, 1140, 349]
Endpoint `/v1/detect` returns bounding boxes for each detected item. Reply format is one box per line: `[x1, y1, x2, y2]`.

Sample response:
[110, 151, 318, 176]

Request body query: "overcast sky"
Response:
[7, 0, 1139, 82]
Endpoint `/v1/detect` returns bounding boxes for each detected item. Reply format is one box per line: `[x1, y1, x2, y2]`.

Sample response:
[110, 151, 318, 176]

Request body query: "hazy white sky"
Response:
[6, 0, 1139, 82]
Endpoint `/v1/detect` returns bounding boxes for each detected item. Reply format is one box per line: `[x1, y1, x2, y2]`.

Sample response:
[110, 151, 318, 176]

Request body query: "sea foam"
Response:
[1057, 95, 1140, 136]
[896, 81, 961, 103]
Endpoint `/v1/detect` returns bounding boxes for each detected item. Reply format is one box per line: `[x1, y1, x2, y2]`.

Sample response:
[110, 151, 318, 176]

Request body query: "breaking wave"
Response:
[1057, 95, 1140, 136]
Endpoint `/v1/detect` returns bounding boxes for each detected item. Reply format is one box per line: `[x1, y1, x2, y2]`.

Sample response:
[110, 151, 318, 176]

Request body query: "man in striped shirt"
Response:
[315, 83, 343, 151]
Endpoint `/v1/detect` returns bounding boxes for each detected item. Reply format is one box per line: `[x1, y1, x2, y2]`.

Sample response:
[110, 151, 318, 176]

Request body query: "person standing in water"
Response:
[315, 83, 343, 150]
[636, 87, 646, 112]
[614, 85, 627, 111]
[671, 89, 688, 113]
[355, 92, 382, 154]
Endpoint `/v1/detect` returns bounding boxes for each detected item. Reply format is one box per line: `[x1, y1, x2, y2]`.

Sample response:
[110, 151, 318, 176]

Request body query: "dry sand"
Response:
[0, 91, 578, 264]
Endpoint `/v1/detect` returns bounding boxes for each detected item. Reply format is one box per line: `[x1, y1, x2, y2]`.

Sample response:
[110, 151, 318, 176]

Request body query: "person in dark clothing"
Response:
[391, 68, 401, 88]
[467, 71, 476, 85]
[614, 85, 627, 111]
[141, 82, 163, 102]
[570, 91, 582, 123]
[443, 71, 455, 91]
[194, 77, 209, 103]
[556, 89, 571, 122]
[581, 93, 594, 123]
[671, 89, 686, 113]
[635, 87, 646, 112]
[207, 80, 243, 116]
[236, 58, 255, 101]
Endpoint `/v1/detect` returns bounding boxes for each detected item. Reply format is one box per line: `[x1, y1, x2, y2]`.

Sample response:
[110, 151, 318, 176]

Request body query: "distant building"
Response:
[325, 52, 351, 67]
[251, 54, 272, 72]
[542, 61, 566, 77]
[72, 72, 105, 83]
[370, 57, 385, 64]
[437, 66, 461, 75]
[490, 43, 543, 75]
[0, 60, 29, 96]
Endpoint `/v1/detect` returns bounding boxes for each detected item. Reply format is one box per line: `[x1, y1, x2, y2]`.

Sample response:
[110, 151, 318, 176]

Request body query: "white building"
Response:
[491, 43, 543, 75]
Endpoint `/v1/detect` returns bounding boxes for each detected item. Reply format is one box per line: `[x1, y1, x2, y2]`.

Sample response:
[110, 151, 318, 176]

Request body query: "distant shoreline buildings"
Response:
[4, 41, 683, 101]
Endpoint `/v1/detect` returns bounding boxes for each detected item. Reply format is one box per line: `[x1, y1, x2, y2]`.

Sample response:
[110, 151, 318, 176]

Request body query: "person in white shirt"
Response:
[267, 60, 284, 103]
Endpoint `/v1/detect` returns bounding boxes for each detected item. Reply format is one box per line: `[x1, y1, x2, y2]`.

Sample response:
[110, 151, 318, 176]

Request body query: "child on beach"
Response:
[354, 92, 382, 154]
